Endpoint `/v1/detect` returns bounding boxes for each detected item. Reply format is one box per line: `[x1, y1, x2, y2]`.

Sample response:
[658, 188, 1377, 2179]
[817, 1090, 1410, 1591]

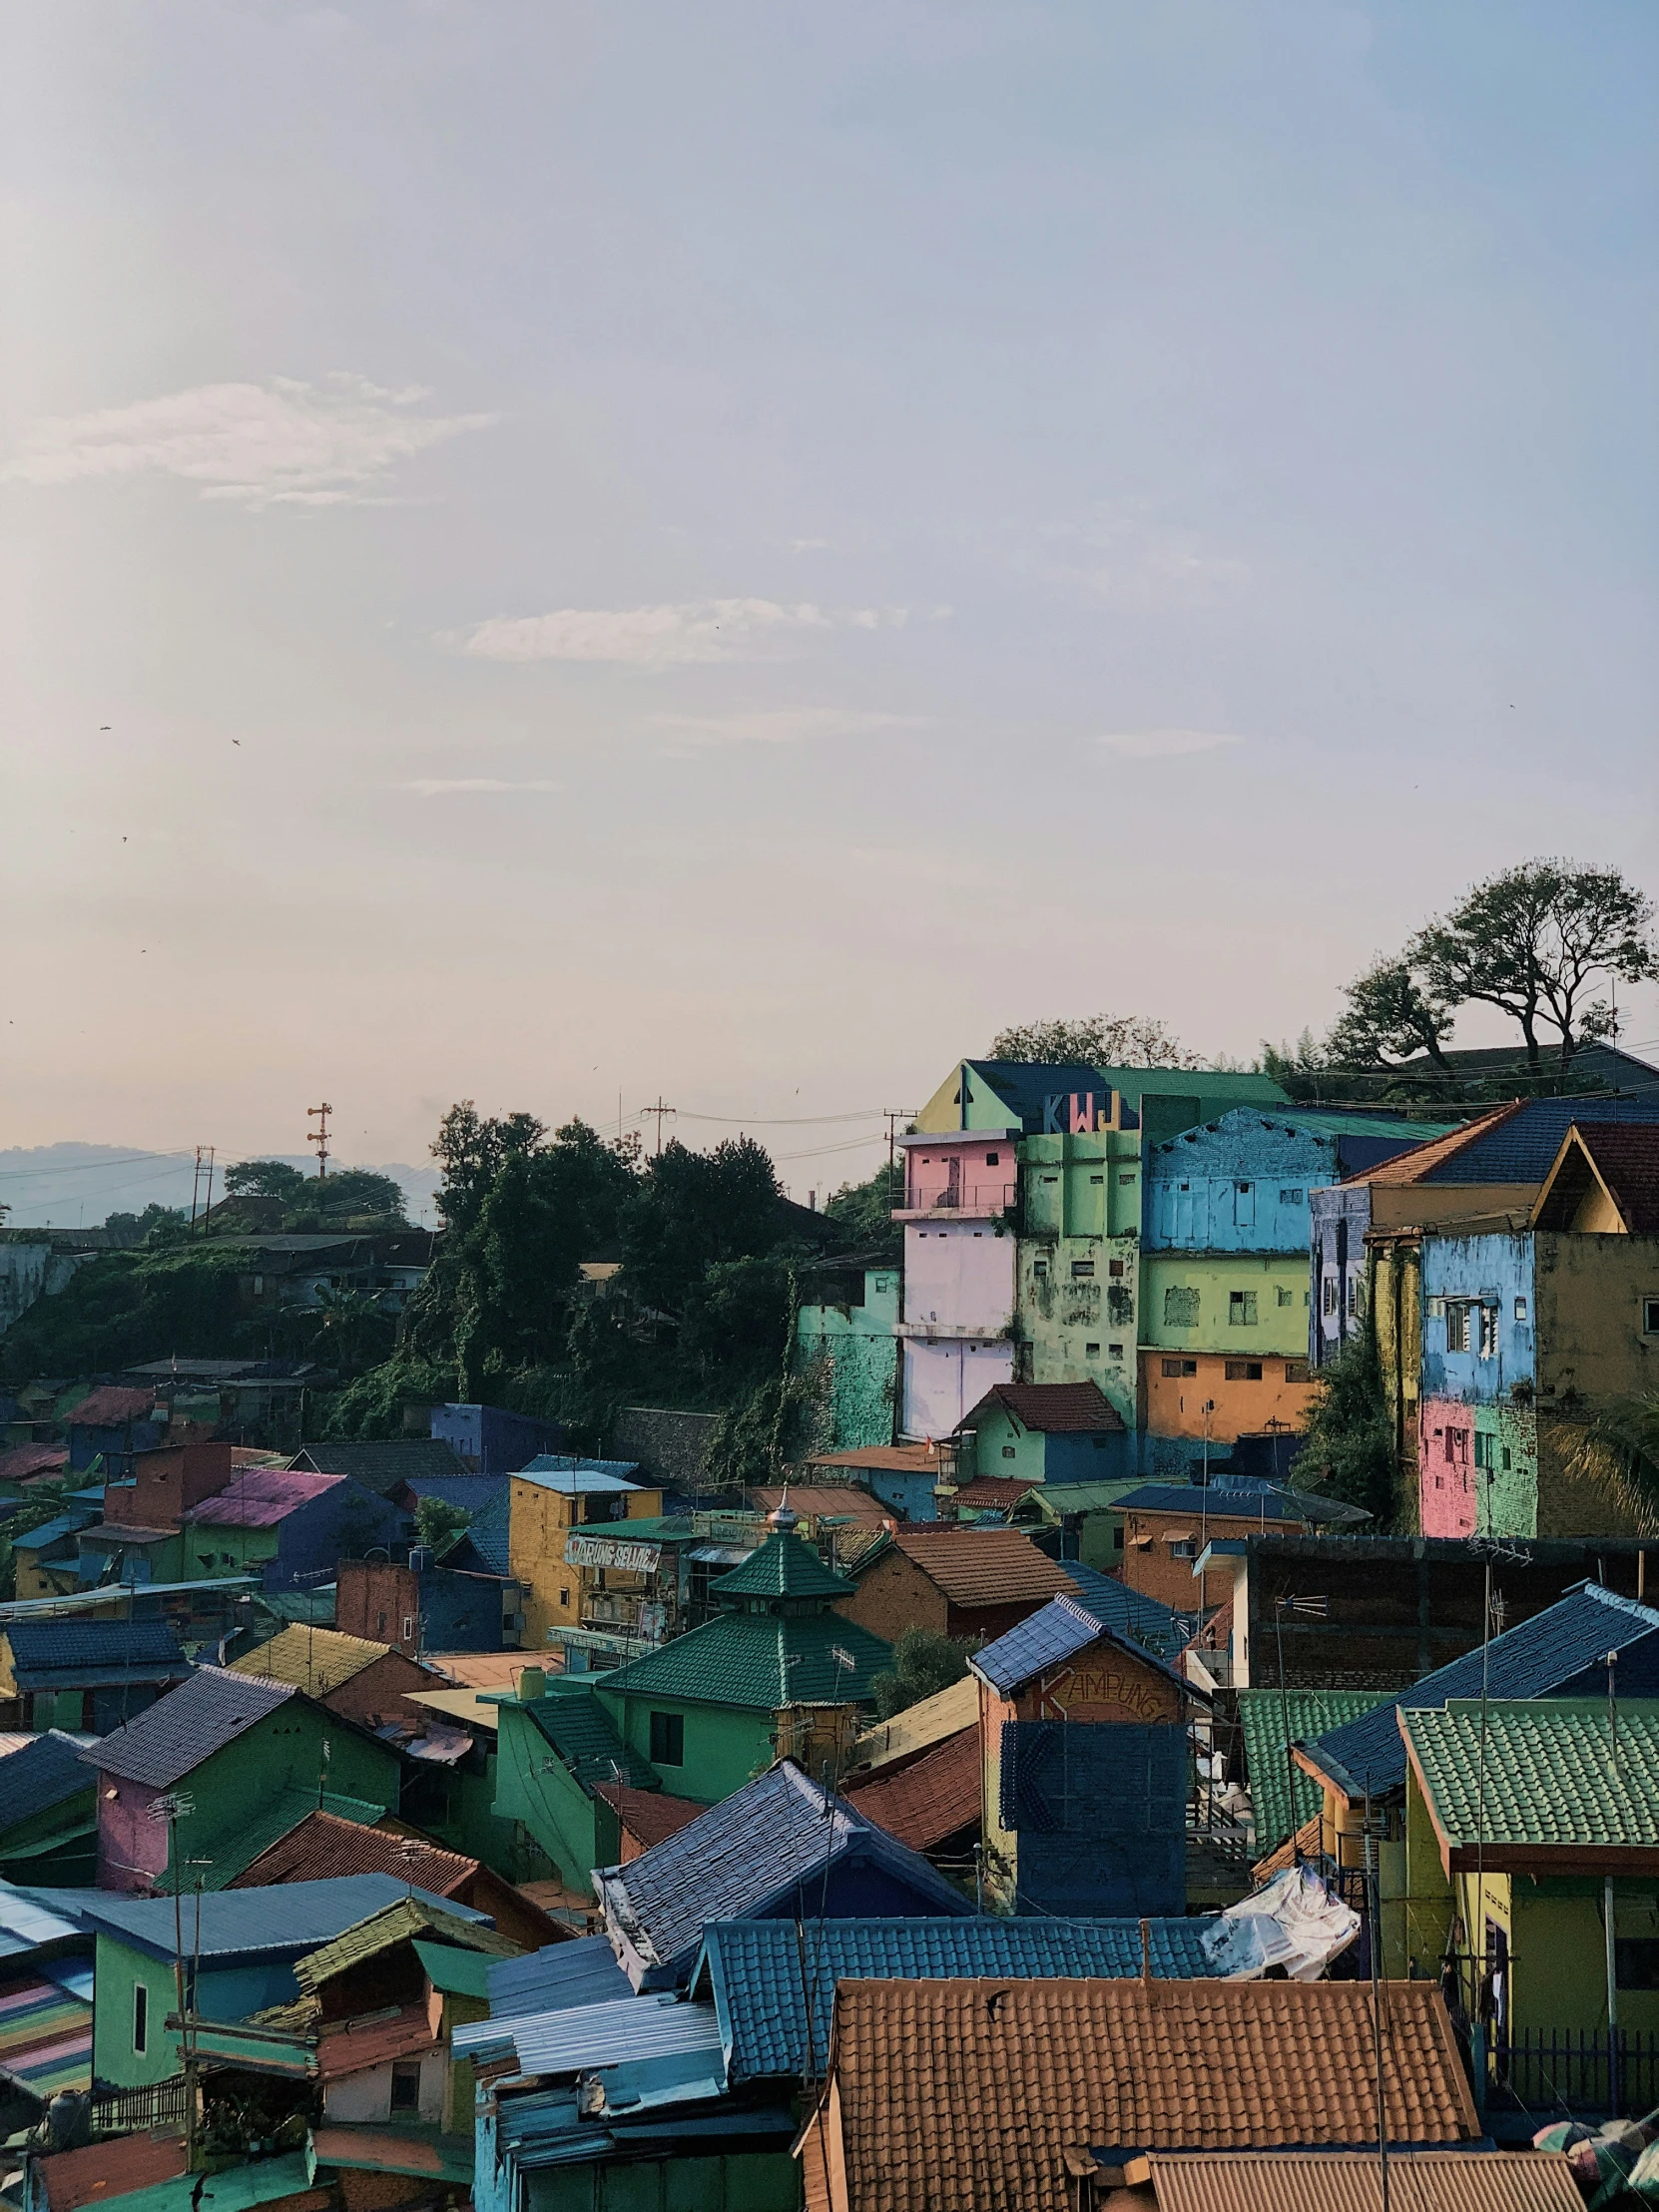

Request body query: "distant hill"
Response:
[0, 1144, 442, 1230]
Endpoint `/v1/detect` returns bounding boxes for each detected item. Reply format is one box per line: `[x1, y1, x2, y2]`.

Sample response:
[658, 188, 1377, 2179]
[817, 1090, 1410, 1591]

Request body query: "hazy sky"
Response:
[5, 0, 1657, 1199]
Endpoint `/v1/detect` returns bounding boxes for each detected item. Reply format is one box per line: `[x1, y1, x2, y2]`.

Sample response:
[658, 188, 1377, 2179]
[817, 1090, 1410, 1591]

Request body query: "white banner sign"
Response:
[564, 1533, 662, 1572]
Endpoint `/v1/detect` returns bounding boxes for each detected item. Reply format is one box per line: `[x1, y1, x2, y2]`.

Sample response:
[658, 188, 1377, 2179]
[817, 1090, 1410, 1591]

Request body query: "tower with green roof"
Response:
[589, 1512, 894, 1806]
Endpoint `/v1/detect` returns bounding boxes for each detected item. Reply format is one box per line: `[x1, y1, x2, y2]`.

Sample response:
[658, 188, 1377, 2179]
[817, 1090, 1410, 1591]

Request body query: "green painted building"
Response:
[489, 1527, 892, 1891]
[1401, 1699, 1659, 2066]
[794, 1260, 900, 1453]
[1016, 1129, 1144, 1426]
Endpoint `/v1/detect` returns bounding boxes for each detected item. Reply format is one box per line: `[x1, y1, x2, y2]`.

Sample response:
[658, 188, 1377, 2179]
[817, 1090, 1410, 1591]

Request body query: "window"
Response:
[133, 1984, 148, 2055]
[559, 1587, 571, 1608]
[1445, 1426, 1471, 1467]
[985, 1151, 1000, 1165]
[253, 1275, 265, 1296]
[1322, 1277, 1339, 1319]
[376, 1612, 387, 1636]
[389, 2060, 422, 2114]
[649, 1711, 685, 1765]
[1118, 1173, 1136, 1186]
[401, 1615, 415, 1643]
[1108, 1343, 1124, 1360]
[1617, 1938, 1659, 1991]
[1515, 1296, 1529, 1324]
[1225, 1360, 1264, 1382]
[1085, 1342, 1100, 1357]
[1002, 1444, 1017, 1458]
[1162, 1358, 1198, 1379]
[1090, 1174, 1104, 1185]
[1478, 1305, 1499, 1360]
[1446, 1304, 1470, 1355]
[1277, 1286, 1294, 1307]
[1170, 1538, 1196, 1558]
[1347, 1277, 1362, 1319]
[1108, 1260, 1124, 1278]
[1644, 1299, 1659, 1337]
[1033, 1259, 1049, 1280]
[1071, 1260, 1095, 1280]
[1280, 1189, 1304, 1205]
[1474, 1431, 1494, 1471]
[1164, 1287, 1200, 1327]
[1229, 1291, 1258, 1327]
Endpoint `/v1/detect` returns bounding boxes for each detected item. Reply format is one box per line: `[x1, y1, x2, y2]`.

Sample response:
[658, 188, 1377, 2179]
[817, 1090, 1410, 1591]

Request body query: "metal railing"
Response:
[91, 2076, 189, 2134]
[1488, 2028, 1659, 2119]
[896, 1182, 1018, 1215]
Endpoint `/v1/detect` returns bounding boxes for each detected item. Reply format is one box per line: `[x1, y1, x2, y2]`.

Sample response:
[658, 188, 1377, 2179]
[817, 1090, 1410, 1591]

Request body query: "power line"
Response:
[0, 1148, 197, 1182]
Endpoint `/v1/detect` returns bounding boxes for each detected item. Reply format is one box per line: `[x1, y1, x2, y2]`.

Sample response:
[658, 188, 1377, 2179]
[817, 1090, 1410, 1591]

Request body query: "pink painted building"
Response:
[895, 1133, 1018, 1439]
[1418, 1395, 1476, 1537]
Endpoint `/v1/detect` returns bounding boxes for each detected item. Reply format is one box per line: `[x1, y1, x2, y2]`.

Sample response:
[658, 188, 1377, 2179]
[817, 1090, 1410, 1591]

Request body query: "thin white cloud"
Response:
[644, 707, 927, 748]
[397, 778, 559, 799]
[456, 599, 910, 667]
[5, 372, 497, 509]
[1095, 730, 1246, 760]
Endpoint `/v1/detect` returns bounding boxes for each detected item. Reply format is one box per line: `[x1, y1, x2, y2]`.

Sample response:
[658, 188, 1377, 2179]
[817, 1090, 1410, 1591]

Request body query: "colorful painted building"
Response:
[893, 1129, 1018, 1438]
[505, 1458, 663, 1653]
[1016, 1123, 1143, 1424]
[793, 1254, 899, 1453]
[951, 1380, 1131, 1486]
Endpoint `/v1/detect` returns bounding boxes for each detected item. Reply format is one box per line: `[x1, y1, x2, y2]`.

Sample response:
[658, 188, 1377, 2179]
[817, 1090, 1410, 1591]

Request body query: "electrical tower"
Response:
[639, 1098, 677, 1157]
[306, 1102, 333, 1179]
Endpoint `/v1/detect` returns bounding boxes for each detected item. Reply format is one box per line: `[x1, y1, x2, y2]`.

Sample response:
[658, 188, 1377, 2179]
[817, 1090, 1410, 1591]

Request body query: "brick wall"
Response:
[834, 1550, 947, 1643]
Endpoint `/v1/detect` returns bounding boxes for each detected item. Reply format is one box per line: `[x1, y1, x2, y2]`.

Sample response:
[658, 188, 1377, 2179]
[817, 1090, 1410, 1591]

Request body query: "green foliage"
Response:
[414, 1494, 471, 1553]
[218, 1161, 410, 1230]
[870, 1625, 972, 1720]
[702, 1372, 816, 1490]
[619, 1137, 783, 1313]
[823, 1163, 903, 1258]
[680, 1254, 797, 1397]
[1327, 859, 1655, 1089]
[224, 1160, 310, 1203]
[1296, 1325, 1395, 1526]
[319, 1354, 457, 1440]
[986, 1014, 1199, 1068]
[0, 1245, 252, 1383]
[103, 1204, 191, 1248]
[1555, 1391, 1659, 1530]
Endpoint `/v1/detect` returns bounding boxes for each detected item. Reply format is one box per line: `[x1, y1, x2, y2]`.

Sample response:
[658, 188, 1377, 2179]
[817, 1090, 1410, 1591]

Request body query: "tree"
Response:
[103, 1204, 190, 1248]
[869, 1626, 972, 1719]
[1411, 860, 1654, 1084]
[986, 1014, 1200, 1069]
[1325, 860, 1655, 1089]
[414, 1495, 472, 1553]
[224, 1160, 310, 1203]
[1296, 1326, 1394, 1525]
[619, 1137, 783, 1313]
[823, 1163, 903, 1258]
[1551, 1391, 1659, 1533]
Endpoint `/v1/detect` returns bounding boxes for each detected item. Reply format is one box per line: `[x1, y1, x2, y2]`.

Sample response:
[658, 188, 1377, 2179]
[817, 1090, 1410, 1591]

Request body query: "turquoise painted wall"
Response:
[795, 1269, 899, 1452]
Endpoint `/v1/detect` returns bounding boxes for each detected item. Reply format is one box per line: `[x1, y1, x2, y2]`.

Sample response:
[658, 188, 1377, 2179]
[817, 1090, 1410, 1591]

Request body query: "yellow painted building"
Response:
[507, 1463, 663, 1653]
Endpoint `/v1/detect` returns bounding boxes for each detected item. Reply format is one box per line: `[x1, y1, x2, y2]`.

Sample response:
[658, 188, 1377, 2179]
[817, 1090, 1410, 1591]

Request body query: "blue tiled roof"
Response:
[1057, 1564, 1197, 1660]
[515, 1457, 642, 1492]
[971, 1594, 1198, 1700]
[9, 1620, 187, 1673]
[1307, 1582, 1659, 1800]
[488, 1936, 633, 2017]
[1424, 1097, 1659, 1185]
[1113, 1479, 1369, 1526]
[458, 1490, 510, 1576]
[594, 1763, 970, 1985]
[698, 1916, 1222, 2081]
[401, 1475, 507, 1513]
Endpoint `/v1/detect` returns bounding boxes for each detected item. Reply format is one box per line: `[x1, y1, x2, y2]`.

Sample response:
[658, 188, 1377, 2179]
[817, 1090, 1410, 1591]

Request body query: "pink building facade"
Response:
[895, 1133, 1018, 1439]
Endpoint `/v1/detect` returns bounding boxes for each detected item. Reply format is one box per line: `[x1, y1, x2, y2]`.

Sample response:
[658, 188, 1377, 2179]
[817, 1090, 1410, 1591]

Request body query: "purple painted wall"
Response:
[98, 1772, 169, 1892]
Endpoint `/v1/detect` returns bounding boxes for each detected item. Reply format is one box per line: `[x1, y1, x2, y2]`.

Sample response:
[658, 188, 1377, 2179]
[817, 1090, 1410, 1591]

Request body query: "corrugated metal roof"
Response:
[71, 1875, 479, 1960]
[413, 1937, 494, 1999]
[1116, 1480, 1369, 1526]
[228, 1624, 393, 1694]
[37, 2129, 189, 2212]
[454, 1989, 723, 2075]
[63, 1387, 158, 1427]
[594, 1763, 969, 1980]
[0, 1734, 95, 1835]
[294, 1437, 467, 1495]
[1144, 2149, 1583, 2210]
[406, 1686, 499, 1732]
[7, 1619, 185, 1672]
[851, 1675, 980, 1775]
[89, 1666, 295, 1787]
[489, 1936, 632, 2017]
[1308, 1582, 1659, 1802]
[10, 1513, 97, 1553]
[701, 1917, 1222, 2082]
[0, 1970, 94, 2096]
[309, 2126, 474, 2183]
[184, 1467, 343, 1527]
[513, 1462, 644, 1495]
[76, 2150, 319, 2212]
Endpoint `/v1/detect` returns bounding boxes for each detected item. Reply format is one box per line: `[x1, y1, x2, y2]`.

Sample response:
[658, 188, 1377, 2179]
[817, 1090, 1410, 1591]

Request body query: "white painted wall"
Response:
[900, 1339, 1014, 1439]
[902, 1222, 1015, 1333]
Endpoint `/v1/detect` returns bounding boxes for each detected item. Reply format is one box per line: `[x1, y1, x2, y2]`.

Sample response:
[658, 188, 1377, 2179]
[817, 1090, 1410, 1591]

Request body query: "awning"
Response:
[1162, 1528, 1196, 1542]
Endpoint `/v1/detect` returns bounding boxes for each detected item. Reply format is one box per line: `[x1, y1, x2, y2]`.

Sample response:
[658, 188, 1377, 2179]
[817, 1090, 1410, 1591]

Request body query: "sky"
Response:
[4, 0, 1657, 1207]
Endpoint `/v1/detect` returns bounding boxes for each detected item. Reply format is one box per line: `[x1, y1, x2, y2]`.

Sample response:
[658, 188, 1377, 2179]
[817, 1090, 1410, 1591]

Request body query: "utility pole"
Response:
[883, 1109, 916, 1194]
[639, 1098, 676, 1157]
[306, 1102, 332, 1179]
[189, 1147, 215, 1231]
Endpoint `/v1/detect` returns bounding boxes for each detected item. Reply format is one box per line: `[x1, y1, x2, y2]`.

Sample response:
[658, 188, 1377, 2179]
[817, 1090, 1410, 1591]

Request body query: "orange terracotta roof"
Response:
[806, 1978, 1479, 2211]
[594, 1783, 706, 1850]
[1251, 1815, 1323, 1885]
[1340, 1104, 1521, 1188]
[1143, 2149, 1582, 2211]
[229, 1810, 475, 1896]
[752, 1485, 893, 1526]
[844, 1726, 980, 1852]
[807, 1444, 941, 1474]
[950, 1476, 1041, 1511]
[876, 1526, 1079, 1609]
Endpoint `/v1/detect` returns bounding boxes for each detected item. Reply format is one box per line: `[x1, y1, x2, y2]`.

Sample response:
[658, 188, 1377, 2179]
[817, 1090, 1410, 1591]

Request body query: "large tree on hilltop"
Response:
[986, 1014, 1200, 1068]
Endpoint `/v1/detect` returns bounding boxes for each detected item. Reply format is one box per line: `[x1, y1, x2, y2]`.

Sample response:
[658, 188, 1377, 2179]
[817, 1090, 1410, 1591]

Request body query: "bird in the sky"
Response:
[122, 837, 127, 843]
[232, 739, 242, 747]
[100, 725, 110, 731]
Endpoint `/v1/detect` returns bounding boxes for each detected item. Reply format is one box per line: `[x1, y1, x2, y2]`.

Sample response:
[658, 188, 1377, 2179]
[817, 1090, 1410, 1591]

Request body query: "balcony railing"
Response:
[1487, 2028, 1659, 2119]
[895, 1182, 1018, 1216]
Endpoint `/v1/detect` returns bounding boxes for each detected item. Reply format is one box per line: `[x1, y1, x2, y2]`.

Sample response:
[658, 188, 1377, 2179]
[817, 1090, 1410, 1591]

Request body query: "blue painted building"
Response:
[1417, 1230, 1538, 1539]
[430, 1403, 567, 1474]
[62, 1387, 166, 1480]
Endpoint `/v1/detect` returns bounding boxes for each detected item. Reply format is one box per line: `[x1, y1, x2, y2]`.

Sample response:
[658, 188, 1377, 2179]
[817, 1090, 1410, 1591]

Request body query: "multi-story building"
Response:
[505, 1456, 664, 1653]
[1140, 1107, 1454, 1465]
[793, 1254, 900, 1453]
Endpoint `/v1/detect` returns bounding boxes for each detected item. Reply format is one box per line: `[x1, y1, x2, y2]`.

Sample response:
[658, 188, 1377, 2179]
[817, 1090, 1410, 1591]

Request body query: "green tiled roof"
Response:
[530, 1689, 659, 1791]
[1237, 1687, 1396, 1854]
[1403, 1699, 1659, 1852]
[712, 1528, 853, 1603]
[597, 1611, 892, 1712]
[159, 1788, 388, 1893]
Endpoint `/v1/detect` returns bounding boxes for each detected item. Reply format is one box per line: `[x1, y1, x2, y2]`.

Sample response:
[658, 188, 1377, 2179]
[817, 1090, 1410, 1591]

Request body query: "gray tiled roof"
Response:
[88, 1666, 295, 1789]
[0, 1733, 95, 1835]
[293, 1438, 466, 1494]
[1424, 1096, 1659, 1185]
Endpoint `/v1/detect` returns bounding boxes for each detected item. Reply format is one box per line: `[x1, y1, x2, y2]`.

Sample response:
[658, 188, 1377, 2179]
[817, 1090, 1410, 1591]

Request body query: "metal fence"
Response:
[1489, 2028, 1659, 2119]
[91, 2076, 189, 2135]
